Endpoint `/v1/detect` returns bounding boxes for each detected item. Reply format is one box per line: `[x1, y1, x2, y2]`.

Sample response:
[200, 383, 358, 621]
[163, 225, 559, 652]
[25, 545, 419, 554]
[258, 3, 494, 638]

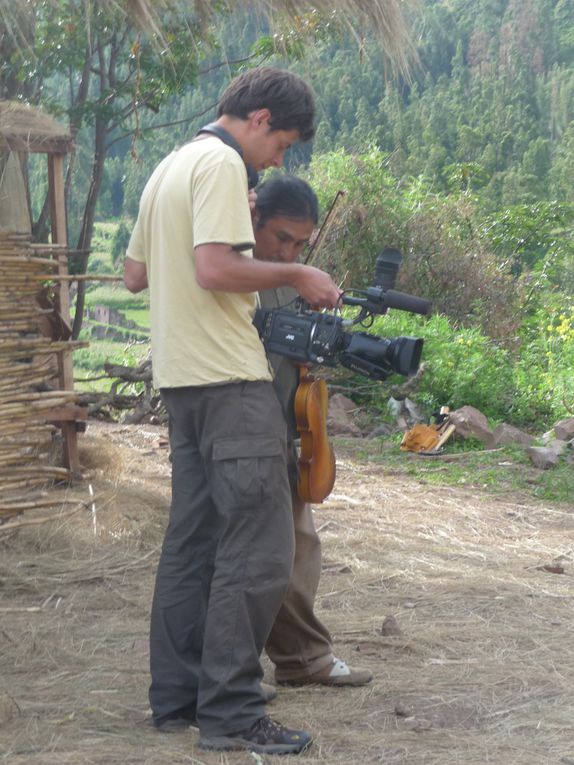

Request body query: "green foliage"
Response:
[304, 147, 524, 343]
[111, 221, 133, 268]
[368, 312, 515, 421]
[512, 300, 574, 423]
[481, 201, 574, 280]
[73, 338, 148, 373]
[83, 285, 148, 311]
[88, 221, 118, 274]
[352, 306, 573, 428]
[302, 148, 406, 287]
[121, 308, 150, 329]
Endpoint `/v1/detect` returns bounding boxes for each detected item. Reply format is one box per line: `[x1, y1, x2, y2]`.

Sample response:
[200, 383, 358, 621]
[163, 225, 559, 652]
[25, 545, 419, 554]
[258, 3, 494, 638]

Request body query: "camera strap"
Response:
[196, 122, 259, 189]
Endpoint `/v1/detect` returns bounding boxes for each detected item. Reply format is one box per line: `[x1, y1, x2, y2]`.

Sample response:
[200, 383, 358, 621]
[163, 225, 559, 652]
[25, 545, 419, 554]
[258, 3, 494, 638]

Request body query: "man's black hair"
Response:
[217, 67, 315, 142]
[255, 176, 319, 228]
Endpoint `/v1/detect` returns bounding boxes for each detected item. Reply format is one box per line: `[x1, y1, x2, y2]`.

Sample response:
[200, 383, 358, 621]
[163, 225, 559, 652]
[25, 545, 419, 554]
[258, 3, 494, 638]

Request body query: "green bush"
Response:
[74, 339, 149, 374]
[355, 308, 572, 428]
[368, 312, 515, 421]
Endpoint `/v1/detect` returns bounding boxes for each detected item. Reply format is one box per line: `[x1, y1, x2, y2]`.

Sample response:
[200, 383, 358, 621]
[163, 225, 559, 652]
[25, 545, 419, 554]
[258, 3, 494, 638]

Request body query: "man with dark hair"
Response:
[254, 176, 373, 688]
[124, 68, 340, 754]
[217, 68, 316, 142]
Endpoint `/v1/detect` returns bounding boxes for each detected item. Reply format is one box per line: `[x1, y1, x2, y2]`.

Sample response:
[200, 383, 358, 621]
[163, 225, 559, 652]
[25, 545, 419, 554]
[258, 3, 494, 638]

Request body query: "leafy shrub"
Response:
[341, 308, 571, 428]
[302, 148, 524, 344]
[368, 312, 515, 421]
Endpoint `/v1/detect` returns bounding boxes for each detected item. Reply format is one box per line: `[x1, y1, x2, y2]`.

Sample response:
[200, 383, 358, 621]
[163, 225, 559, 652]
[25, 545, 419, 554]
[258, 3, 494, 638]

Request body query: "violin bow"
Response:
[303, 189, 346, 266]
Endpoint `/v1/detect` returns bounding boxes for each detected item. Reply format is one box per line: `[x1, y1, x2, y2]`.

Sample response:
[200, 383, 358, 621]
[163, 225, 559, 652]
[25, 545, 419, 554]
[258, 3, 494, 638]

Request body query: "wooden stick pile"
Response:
[0, 229, 86, 527]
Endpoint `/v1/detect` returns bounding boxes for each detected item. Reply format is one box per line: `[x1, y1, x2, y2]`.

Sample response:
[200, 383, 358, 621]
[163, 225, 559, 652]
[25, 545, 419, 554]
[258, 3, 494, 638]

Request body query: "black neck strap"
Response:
[196, 123, 259, 189]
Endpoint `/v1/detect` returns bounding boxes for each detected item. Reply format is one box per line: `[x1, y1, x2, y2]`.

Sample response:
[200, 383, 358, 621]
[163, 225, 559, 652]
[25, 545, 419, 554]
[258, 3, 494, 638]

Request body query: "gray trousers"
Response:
[150, 381, 294, 736]
[265, 457, 334, 680]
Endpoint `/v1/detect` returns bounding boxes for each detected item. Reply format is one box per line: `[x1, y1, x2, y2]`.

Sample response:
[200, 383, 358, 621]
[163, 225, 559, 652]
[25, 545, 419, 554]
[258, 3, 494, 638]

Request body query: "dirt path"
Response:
[1, 421, 573, 764]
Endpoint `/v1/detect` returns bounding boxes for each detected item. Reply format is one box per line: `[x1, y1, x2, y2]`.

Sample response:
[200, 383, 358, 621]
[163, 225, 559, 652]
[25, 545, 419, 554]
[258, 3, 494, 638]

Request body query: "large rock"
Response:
[327, 393, 363, 437]
[526, 446, 561, 469]
[492, 422, 535, 448]
[548, 439, 568, 456]
[553, 417, 574, 442]
[448, 406, 495, 448]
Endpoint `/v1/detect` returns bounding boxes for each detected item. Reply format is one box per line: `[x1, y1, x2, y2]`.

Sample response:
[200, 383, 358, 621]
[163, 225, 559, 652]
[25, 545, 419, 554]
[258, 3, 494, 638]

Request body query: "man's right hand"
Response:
[290, 264, 341, 309]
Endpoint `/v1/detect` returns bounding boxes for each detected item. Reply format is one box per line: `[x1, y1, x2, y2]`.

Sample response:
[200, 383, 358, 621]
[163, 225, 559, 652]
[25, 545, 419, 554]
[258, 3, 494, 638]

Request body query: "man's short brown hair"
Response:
[217, 67, 315, 142]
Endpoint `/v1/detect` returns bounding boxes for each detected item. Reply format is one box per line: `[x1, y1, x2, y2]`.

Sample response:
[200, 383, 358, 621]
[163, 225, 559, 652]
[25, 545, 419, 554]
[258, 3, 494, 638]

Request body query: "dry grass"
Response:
[1, 421, 573, 764]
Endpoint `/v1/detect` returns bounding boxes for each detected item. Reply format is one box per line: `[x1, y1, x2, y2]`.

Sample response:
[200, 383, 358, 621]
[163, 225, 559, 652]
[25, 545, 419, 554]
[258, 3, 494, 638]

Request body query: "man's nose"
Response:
[280, 242, 297, 262]
[270, 149, 285, 168]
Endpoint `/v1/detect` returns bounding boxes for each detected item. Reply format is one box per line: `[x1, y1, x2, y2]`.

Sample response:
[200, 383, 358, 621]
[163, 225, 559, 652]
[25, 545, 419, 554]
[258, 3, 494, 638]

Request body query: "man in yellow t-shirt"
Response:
[124, 68, 340, 755]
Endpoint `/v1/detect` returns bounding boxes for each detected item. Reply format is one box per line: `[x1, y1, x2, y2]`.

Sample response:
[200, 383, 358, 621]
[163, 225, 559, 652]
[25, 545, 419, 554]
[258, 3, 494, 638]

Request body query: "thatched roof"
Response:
[0, 101, 72, 154]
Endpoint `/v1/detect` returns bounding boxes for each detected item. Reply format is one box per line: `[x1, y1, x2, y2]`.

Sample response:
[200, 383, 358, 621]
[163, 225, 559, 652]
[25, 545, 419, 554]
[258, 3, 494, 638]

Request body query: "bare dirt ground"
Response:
[1, 420, 573, 765]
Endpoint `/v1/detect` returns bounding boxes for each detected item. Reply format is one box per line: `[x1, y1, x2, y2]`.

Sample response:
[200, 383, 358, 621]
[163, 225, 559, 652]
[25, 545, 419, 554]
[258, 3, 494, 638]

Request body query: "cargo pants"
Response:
[265, 454, 335, 681]
[149, 381, 294, 736]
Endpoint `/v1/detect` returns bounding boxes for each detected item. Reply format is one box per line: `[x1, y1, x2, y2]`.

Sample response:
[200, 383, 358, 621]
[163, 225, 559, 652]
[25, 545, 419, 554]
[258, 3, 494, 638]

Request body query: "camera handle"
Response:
[341, 288, 432, 327]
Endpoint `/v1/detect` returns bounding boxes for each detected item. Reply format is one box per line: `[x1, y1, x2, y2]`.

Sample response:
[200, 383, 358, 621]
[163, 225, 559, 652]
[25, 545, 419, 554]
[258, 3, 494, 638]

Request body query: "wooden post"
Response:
[48, 153, 80, 476]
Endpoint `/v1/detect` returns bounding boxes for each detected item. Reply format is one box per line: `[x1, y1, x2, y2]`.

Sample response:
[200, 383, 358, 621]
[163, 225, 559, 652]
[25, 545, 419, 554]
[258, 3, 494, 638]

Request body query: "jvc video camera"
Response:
[253, 249, 431, 381]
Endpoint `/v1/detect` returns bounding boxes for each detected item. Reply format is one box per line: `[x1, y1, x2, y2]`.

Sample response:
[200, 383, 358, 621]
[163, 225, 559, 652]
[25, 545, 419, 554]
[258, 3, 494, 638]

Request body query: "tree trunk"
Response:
[71, 113, 107, 340]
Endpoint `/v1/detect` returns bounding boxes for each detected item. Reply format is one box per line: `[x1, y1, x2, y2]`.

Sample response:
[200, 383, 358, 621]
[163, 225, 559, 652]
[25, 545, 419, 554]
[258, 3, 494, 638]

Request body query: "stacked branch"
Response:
[77, 355, 166, 424]
[0, 230, 87, 527]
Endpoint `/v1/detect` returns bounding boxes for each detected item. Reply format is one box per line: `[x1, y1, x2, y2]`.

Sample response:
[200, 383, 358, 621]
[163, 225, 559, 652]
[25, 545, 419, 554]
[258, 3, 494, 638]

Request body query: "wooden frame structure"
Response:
[0, 101, 84, 475]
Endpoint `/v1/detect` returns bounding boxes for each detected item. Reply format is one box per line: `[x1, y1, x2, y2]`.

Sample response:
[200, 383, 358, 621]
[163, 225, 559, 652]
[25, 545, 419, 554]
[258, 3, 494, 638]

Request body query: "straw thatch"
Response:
[0, 100, 73, 154]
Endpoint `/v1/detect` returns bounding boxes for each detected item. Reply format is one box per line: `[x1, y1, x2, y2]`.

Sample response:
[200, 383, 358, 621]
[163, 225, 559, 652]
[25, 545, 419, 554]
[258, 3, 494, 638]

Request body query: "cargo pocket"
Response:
[211, 436, 285, 512]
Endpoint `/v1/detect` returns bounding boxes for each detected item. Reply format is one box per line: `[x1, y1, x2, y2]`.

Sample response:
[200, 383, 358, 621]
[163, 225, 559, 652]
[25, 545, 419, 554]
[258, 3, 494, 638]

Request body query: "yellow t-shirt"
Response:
[127, 137, 272, 388]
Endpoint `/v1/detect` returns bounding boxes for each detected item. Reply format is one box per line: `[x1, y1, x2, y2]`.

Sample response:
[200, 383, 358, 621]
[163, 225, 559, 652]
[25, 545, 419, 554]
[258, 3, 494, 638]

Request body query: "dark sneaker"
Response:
[198, 715, 312, 754]
[153, 684, 277, 733]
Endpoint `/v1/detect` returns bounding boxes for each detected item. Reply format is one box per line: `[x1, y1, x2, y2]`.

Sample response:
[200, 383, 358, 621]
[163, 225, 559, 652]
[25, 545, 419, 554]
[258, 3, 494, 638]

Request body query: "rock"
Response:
[367, 424, 394, 438]
[548, 439, 568, 456]
[388, 396, 425, 429]
[394, 701, 412, 717]
[526, 446, 560, 469]
[0, 691, 19, 725]
[327, 393, 363, 437]
[448, 406, 495, 448]
[381, 615, 403, 636]
[408, 717, 433, 732]
[554, 417, 574, 441]
[492, 422, 534, 448]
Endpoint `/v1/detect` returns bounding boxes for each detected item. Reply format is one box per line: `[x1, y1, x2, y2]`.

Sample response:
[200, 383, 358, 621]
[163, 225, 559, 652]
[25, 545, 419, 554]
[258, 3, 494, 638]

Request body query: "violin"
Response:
[294, 366, 336, 503]
[292, 187, 345, 504]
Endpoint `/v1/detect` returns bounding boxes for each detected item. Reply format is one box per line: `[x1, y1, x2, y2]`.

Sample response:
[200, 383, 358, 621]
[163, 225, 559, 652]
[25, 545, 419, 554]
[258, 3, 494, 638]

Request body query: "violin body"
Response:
[294, 367, 336, 503]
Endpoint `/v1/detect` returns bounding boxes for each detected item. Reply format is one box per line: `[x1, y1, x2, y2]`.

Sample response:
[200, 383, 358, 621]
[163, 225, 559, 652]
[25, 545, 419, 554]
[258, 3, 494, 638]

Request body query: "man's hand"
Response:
[248, 189, 257, 215]
[289, 264, 341, 309]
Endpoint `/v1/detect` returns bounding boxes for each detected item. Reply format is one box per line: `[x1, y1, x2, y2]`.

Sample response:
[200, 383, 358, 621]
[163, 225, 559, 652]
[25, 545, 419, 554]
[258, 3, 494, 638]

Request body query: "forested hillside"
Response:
[8, 0, 573, 427]
[84, 0, 574, 220]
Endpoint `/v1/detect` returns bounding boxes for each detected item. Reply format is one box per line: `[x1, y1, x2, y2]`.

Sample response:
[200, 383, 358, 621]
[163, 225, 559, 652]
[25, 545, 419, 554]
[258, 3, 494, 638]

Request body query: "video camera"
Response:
[253, 249, 432, 381]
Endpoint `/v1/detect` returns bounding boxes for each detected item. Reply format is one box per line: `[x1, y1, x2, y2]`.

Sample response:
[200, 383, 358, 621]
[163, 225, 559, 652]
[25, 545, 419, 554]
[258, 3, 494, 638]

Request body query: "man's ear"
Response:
[250, 108, 272, 129]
